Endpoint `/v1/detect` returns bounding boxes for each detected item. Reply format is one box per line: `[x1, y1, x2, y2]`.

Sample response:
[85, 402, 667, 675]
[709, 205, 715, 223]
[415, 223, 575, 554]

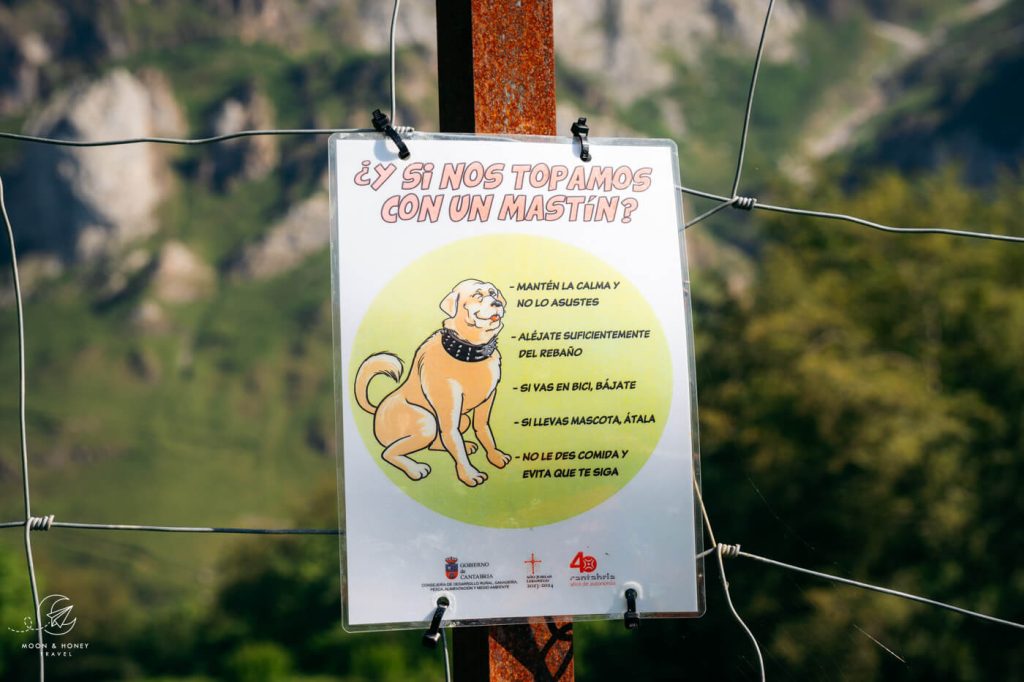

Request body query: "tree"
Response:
[576, 169, 1024, 680]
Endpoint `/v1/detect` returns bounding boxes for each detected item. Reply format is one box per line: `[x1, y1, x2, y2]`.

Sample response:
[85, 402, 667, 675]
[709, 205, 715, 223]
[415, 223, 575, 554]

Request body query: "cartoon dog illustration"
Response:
[354, 278, 512, 487]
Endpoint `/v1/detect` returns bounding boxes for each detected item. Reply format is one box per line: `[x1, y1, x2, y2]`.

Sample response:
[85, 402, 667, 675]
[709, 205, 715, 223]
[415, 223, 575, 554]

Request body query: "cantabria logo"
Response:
[569, 552, 597, 573]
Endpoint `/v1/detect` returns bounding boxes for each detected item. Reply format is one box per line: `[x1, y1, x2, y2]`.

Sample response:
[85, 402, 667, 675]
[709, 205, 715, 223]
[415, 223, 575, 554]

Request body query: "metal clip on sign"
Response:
[422, 596, 450, 648]
[372, 109, 411, 160]
[624, 588, 640, 630]
[571, 117, 591, 162]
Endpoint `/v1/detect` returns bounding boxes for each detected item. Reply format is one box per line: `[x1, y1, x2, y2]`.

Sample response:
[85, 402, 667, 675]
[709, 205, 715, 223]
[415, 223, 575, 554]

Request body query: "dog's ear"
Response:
[439, 290, 460, 317]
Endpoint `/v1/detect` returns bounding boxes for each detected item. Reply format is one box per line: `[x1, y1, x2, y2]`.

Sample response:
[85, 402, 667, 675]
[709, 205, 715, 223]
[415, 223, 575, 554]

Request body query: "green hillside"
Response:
[847, 0, 1024, 183]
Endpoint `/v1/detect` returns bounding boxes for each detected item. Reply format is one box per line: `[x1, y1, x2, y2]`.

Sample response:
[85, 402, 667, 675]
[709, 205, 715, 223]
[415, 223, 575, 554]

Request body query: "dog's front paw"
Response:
[456, 464, 488, 487]
[464, 441, 479, 455]
[404, 461, 432, 480]
[486, 450, 512, 469]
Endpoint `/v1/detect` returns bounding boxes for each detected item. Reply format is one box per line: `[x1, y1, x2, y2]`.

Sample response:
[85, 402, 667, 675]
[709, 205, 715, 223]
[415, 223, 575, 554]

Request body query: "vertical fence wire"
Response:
[729, 0, 775, 199]
[390, 0, 402, 125]
[1, 175, 45, 681]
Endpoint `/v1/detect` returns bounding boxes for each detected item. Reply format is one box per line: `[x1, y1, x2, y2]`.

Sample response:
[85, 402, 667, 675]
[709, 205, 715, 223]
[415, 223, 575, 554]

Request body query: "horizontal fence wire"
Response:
[0, 128, 373, 147]
[678, 185, 1024, 244]
[732, 548, 1024, 632]
[695, 483, 1024, 682]
[2, 1, 1023, 681]
[0, 520, 340, 535]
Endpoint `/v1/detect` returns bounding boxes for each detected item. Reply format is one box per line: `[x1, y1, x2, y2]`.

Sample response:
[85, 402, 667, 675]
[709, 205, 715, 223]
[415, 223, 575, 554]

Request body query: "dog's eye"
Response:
[473, 293, 484, 301]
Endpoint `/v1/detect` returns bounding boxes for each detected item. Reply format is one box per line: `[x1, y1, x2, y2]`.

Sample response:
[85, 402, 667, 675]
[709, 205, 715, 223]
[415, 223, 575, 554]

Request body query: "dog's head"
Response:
[440, 279, 506, 343]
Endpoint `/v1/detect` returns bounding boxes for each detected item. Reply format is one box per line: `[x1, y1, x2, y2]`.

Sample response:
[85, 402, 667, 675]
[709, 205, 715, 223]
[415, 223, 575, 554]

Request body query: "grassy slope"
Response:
[0, 253, 339, 602]
[0, 32, 394, 618]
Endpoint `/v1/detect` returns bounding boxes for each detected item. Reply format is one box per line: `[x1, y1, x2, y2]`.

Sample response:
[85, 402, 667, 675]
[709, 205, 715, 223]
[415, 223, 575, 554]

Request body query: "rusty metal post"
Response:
[436, 0, 557, 136]
[435, 1, 570, 679]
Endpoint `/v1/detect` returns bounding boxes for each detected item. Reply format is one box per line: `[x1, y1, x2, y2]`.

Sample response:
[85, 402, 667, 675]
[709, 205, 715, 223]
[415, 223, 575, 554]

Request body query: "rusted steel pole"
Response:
[436, 0, 558, 135]
[435, 1, 571, 679]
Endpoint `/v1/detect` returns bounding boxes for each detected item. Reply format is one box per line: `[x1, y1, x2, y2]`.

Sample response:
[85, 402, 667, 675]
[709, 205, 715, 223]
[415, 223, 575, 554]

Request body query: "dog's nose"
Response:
[491, 299, 503, 308]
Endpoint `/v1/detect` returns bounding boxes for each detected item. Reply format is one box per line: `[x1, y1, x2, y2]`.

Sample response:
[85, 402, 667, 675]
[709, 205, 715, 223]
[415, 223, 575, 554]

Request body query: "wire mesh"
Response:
[1, 1, 1023, 681]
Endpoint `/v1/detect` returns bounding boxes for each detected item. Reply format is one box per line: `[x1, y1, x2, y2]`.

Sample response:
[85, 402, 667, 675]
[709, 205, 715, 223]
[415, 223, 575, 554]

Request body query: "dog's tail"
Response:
[354, 353, 404, 415]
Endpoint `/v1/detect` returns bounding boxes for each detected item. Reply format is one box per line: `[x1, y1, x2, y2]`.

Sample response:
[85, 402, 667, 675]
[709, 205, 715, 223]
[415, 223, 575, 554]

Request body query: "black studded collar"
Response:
[440, 327, 498, 362]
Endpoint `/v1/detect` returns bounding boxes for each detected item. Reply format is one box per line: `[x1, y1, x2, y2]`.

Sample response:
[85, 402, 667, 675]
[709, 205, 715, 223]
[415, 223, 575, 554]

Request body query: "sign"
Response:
[329, 132, 703, 630]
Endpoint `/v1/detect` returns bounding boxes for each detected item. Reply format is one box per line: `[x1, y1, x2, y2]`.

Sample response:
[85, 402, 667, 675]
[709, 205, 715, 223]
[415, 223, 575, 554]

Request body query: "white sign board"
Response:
[329, 132, 703, 630]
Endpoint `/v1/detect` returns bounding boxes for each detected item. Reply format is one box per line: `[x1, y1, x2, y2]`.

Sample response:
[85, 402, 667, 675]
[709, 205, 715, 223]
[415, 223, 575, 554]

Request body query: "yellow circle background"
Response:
[349, 234, 671, 527]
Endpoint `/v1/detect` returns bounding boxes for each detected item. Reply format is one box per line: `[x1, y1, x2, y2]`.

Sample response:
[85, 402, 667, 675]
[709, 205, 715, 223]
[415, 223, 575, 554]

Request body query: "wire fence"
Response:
[0, 518, 340, 534]
[2, 1, 1023, 681]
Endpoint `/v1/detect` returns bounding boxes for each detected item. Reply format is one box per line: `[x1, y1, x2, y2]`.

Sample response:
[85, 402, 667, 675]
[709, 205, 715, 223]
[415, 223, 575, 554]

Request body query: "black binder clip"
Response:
[571, 117, 591, 162]
[372, 109, 411, 160]
[422, 596, 450, 648]
[623, 588, 640, 631]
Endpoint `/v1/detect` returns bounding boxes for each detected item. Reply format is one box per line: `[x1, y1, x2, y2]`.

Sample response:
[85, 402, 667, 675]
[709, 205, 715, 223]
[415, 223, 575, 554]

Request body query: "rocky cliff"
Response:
[19, 68, 184, 261]
[0, 0, 1017, 275]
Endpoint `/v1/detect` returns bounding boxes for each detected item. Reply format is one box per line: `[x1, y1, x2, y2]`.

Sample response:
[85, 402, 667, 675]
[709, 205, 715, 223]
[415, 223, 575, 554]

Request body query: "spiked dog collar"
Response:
[441, 327, 498, 362]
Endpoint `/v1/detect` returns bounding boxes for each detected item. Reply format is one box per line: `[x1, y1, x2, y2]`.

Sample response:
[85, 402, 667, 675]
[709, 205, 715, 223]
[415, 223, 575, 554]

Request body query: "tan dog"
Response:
[354, 279, 512, 487]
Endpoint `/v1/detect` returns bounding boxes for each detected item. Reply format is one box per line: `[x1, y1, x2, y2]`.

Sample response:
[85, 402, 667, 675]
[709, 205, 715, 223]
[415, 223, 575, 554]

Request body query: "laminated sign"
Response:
[329, 132, 703, 630]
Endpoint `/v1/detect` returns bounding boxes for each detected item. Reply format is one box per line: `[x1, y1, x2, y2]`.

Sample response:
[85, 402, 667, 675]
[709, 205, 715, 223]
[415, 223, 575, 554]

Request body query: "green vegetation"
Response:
[2, 1, 1024, 679]
[670, 171, 1024, 680]
[0, 546, 33, 681]
[4, 164, 1022, 680]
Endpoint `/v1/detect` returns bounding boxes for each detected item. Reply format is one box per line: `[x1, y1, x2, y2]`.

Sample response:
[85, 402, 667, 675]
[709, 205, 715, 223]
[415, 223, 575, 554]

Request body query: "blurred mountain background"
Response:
[0, 0, 1022, 680]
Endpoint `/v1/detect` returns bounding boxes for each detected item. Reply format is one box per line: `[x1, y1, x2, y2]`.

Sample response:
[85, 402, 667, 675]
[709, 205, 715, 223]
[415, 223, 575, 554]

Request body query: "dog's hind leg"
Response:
[426, 392, 487, 487]
[380, 433, 434, 481]
[428, 414, 477, 454]
[374, 400, 437, 480]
